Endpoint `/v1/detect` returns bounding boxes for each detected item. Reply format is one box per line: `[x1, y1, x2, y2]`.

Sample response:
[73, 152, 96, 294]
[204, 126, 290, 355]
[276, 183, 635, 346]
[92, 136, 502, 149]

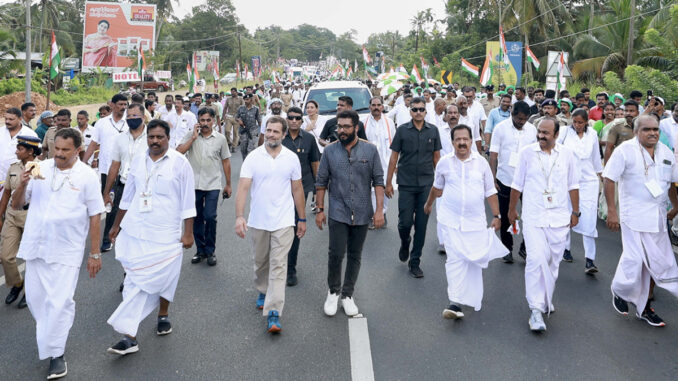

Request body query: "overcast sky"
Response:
[178, 0, 448, 43]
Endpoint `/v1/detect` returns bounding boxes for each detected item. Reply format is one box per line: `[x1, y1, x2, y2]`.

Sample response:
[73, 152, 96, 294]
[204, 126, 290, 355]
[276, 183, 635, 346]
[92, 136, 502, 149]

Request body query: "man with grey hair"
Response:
[604, 114, 678, 327]
[426, 98, 447, 130]
[258, 98, 287, 146]
[456, 96, 483, 153]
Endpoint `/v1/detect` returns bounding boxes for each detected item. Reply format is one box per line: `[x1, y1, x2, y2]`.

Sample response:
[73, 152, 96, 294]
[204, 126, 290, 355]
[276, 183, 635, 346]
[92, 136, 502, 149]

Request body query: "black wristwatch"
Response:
[572, 211, 581, 217]
[317, 207, 324, 212]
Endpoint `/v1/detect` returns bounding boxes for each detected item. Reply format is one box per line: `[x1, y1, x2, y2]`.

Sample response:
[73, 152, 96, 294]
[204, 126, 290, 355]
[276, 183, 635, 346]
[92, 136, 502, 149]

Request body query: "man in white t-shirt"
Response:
[162, 97, 197, 149]
[235, 115, 307, 334]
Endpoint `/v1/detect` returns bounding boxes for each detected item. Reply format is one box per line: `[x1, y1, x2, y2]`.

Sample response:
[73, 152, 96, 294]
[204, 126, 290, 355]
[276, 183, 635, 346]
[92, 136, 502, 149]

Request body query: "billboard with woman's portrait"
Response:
[82, 1, 156, 73]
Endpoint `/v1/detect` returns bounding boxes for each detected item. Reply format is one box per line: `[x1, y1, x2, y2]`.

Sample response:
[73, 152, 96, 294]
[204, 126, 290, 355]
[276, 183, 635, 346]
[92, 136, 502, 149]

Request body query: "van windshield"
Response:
[305, 87, 372, 115]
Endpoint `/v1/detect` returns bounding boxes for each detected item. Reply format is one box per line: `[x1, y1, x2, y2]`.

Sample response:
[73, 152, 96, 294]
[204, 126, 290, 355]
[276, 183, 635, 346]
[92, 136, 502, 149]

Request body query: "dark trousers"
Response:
[328, 218, 368, 298]
[497, 180, 525, 253]
[101, 174, 124, 247]
[397, 185, 431, 268]
[287, 192, 309, 276]
[194, 190, 219, 255]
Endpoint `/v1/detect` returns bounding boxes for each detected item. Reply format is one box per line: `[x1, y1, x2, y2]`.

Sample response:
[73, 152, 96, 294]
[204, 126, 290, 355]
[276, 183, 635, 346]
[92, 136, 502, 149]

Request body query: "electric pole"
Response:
[25, 0, 32, 102]
[627, 0, 635, 67]
[237, 25, 243, 85]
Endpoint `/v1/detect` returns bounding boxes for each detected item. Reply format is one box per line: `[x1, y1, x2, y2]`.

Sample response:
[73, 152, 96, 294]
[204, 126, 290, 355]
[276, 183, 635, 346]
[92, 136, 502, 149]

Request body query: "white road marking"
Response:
[348, 314, 375, 381]
[0, 262, 25, 287]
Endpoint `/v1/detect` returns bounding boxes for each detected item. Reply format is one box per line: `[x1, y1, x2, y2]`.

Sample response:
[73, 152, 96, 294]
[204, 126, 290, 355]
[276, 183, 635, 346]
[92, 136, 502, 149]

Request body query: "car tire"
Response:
[158, 86, 165, 92]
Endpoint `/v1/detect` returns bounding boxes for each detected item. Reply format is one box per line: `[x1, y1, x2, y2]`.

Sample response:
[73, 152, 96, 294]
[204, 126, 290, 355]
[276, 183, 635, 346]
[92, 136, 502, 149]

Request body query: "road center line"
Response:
[348, 314, 375, 381]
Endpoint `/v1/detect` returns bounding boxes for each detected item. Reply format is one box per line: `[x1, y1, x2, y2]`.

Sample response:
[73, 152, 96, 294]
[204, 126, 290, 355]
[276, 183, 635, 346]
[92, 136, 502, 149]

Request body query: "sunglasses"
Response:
[287, 116, 303, 120]
[410, 107, 427, 113]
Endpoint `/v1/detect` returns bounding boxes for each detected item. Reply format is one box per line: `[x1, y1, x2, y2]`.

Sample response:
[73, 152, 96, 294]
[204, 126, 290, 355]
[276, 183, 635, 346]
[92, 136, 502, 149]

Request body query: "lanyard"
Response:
[638, 141, 654, 178]
[127, 133, 145, 165]
[51, 166, 74, 192]
[109, 117, 125, 133]
[512, 127, 524, 153]
[537, 150, 559, 192]
[144, 155, 166, 193]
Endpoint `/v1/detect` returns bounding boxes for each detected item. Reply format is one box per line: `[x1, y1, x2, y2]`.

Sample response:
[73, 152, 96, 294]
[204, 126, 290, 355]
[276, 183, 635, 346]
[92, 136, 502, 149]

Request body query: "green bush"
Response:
[0, 78, 46, 96]
[603, 65, 678, 101]
[50, 87, 118, 106]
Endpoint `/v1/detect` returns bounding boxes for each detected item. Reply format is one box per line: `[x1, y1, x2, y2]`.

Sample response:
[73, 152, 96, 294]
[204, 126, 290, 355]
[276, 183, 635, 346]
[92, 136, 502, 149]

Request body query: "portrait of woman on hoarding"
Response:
[83, 19, 118, 67]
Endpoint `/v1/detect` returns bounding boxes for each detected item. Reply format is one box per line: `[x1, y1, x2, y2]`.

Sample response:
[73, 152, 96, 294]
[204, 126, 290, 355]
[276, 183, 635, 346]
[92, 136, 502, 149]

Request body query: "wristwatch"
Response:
[317, 207, 324, 212]
[572, 211, 581, 217]
[493, 214, 501, 219]
[89, 253, 102, 260]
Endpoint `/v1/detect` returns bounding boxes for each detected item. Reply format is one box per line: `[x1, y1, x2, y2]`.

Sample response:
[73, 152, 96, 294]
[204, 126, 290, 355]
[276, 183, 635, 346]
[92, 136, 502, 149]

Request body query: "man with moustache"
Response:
[509, 117, 580, 331]
[223, 87, 245, 151]
[177, 108, 232, 267]
[426, 98, 447, 130]
[316, 110, 385, 316]
[605, 100, 640, 163]
[258, 98, 287, 146]
[234, 116, 307, 333]
[1, 108, 38, 195]
[529, 89, 545, 116]
[363, 97, 396, 229]
[20, 102, 37, 130]
[42, 109, 76, 160]
[236, 93, 262, 159]
[386, 97, 442, 278]
[604, 115, 678, 327]
[162, 97, 197, 150]
[387, 93, 413, 126]
[107, 120, 196, 355]
[76, 111, 94, 164]
[424, 125, 507, 319]
[319, 96, 367, 146]
[485, 94, 512, 148]
[456, 96, 483, 153]
[13, 128, 105, 379]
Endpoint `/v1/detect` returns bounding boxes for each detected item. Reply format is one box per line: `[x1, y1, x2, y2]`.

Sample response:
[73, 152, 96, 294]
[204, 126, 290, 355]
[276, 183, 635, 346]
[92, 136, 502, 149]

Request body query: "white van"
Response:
[302, 81, 372, 117]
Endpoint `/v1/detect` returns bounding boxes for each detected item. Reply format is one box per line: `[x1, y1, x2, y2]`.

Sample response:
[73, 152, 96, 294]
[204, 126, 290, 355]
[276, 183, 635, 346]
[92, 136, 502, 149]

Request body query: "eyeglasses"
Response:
[410, 107, 427, 113]
[287, 116, 303, 121]
[336, 124, 354, 130]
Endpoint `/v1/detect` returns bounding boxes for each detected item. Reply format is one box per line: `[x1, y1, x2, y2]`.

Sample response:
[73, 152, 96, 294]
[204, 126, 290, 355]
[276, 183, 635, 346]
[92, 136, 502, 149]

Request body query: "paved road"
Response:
[1, 153, 677, 380]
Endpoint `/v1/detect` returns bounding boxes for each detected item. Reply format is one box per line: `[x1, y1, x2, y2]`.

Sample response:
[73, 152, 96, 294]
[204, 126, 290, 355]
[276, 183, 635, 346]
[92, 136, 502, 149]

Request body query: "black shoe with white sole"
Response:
[640, 307, 666, 327]
[612, 293, 629, 315]
[47, 356, 67, 380]
[107, 336, 139, 355]
[585, 258, 598, 274]
[443, 304, 464, 319]
[157, 315, 172, 335]
[563, 249, 573, 262]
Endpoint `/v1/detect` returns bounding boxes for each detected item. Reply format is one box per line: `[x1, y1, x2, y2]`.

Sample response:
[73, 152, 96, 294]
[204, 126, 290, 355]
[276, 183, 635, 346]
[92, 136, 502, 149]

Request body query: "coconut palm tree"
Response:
[410, 8, 433, 52]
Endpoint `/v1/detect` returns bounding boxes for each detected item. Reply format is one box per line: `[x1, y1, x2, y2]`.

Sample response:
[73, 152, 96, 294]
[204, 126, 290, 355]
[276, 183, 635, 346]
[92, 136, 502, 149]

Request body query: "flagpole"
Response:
[46, 71, 51, 111]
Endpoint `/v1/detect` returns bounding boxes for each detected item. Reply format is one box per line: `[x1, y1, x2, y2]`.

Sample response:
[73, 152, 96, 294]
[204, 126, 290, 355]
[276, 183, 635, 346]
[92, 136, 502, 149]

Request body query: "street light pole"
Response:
[25, 0, 32, 103]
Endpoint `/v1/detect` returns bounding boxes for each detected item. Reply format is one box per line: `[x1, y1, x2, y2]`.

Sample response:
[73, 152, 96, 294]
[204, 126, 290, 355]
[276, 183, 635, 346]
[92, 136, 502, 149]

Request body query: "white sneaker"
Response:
[528, 309, 546, 331]
[324, 291, 339, 316]
[341, 297, 359, 316]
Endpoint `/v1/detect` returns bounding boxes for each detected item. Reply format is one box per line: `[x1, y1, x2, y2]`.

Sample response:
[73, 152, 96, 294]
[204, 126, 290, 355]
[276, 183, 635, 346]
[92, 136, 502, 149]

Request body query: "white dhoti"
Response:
[523, 225, 569, 313]
[612, 222, 678, 314]
[25, 258, 80, 360]
[440, 225, 508, 310]
[107, 230, 183, 337]
[567, 180, 599, 259]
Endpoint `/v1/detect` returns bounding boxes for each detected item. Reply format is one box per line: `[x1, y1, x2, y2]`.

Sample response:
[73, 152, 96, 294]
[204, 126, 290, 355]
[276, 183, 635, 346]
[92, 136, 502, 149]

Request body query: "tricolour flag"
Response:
[397, 64, 408, 74]
[526, 45, 540, 70]
[480, 50, 493, 86]
[499, 25, 510, 66]
[365, 62, 378, 75]
[362, 45, 372, 64]
[411, 64, 423, 83]
[187, 62, 194, 93]
[346, 66, 353, 79]
[212, 57, 219, 80]
[433, 57, 440, 67]
[556, 51, 566, 93]
[49, 31, 61, 80]
[236, 61, 241, 78]
[137, 44, 146, 78]
[460, 58, 479, 77]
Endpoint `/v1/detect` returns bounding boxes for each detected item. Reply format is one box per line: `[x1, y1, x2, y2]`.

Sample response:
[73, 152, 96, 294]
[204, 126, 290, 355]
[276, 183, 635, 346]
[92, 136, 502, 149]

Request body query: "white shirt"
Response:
[603, 138, 678, 233]
[260, 111, 287, 134]
[459, 114, 482, 150]
[387, 103, 411, 126]
[425, 111, 446, 130]
[511, 143, 579, 228]
[92, 115, 128, 175]
[119, 149, 197, 243]
[111, 129, 148, 183]
[659, 117, 678, 148]
[425, 100, 435, 115]
[434, 152, 497, 231]
[557, 126, 603, 183]
[489, 118, 538, 185]
[162, 110, 196, 149]
[18, 159, 105, 267]
[302, 115, 328, 153]
[240, 145, 302, 231]
[437, 123, 454, 156]
[362, 114, 396, 171]
[468, 100, 487, 124]
[157, 105, 175, 119]
[0, 125, 37, 186]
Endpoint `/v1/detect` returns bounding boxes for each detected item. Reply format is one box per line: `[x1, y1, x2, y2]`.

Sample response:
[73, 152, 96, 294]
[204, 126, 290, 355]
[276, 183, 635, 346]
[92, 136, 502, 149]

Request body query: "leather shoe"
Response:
[191, 253, 205, 264]
[399, 239, 411, 262]
[286, 273, 298, 287]
[5, 284, 23, 304]
[17, 294, 27, 309]
[206, 254, 217, 266]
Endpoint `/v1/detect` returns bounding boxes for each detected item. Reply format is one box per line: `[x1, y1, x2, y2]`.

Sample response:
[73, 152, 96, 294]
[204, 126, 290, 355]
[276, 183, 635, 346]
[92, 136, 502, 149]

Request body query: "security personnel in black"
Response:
[319, 96, 367, 146]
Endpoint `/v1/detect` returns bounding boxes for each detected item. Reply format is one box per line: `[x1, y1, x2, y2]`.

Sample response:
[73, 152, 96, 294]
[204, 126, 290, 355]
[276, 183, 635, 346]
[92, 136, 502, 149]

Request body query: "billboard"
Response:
[251, 56, 261, 78]
[82, 1, 156, 73]
[485, 41, 523, 86]
[192, 51, 220, 73]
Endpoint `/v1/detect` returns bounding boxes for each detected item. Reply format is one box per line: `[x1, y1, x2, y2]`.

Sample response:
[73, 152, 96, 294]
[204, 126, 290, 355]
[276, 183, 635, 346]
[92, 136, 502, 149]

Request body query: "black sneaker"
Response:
[107, 336, 139, 356]
[399, 239, 410, 262]
[286, 273, 298, 287]
[409, 266, 424, 278]
[518, 243, 527, 260]
[191, 252, 205, 264]
[585, 259, 598, 274]
[502, 253, 514, 263]
[442, 304, 464, 319]
[640, 307, 666, 327]
[612, 293, 629, 315]
[563, 249, 573, 262]
[17, 294, 27, 309]
[206, 254, 217, 266]
[157, 315, 172, 335]
[47, 356, 67, 380]
[5, 284, 23, 304]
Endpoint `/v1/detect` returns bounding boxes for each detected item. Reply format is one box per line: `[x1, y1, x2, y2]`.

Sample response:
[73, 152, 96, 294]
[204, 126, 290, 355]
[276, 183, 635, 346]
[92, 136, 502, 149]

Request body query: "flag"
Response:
[411, 64, 423, 83]
[354, 59, 358, 74]
[499, 25, 510, 66]
[526, 45, 540, 70]
[236, 61, 241, 79]
[330, 67, 340, 79]
[420, 57, 429, 74]
[362, 45, 372, 64]
[397, 64, 408, 74]
[480, 50, 493, 86]
[49, 31, 60, 80]
[460, 58, 479, 77]
[212, 57, 219, 80]
[433, 57, 440, 67]
[346, 66, 353, 79]
[187, 62, 195, 93]
[556, 51, 566, 93]
[364, 62, 378, 75]
[137, 45, 146, 78]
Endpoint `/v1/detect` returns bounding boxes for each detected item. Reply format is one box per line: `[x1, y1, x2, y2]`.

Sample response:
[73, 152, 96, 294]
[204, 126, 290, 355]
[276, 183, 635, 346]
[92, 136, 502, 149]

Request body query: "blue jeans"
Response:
[194, 190, 219, 255]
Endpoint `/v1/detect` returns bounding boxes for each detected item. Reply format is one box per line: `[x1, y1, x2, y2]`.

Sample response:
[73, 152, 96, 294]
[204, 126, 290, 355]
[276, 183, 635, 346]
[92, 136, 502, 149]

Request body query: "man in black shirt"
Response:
[319, 96, 367, 146]
[386, 97, 442, 278]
